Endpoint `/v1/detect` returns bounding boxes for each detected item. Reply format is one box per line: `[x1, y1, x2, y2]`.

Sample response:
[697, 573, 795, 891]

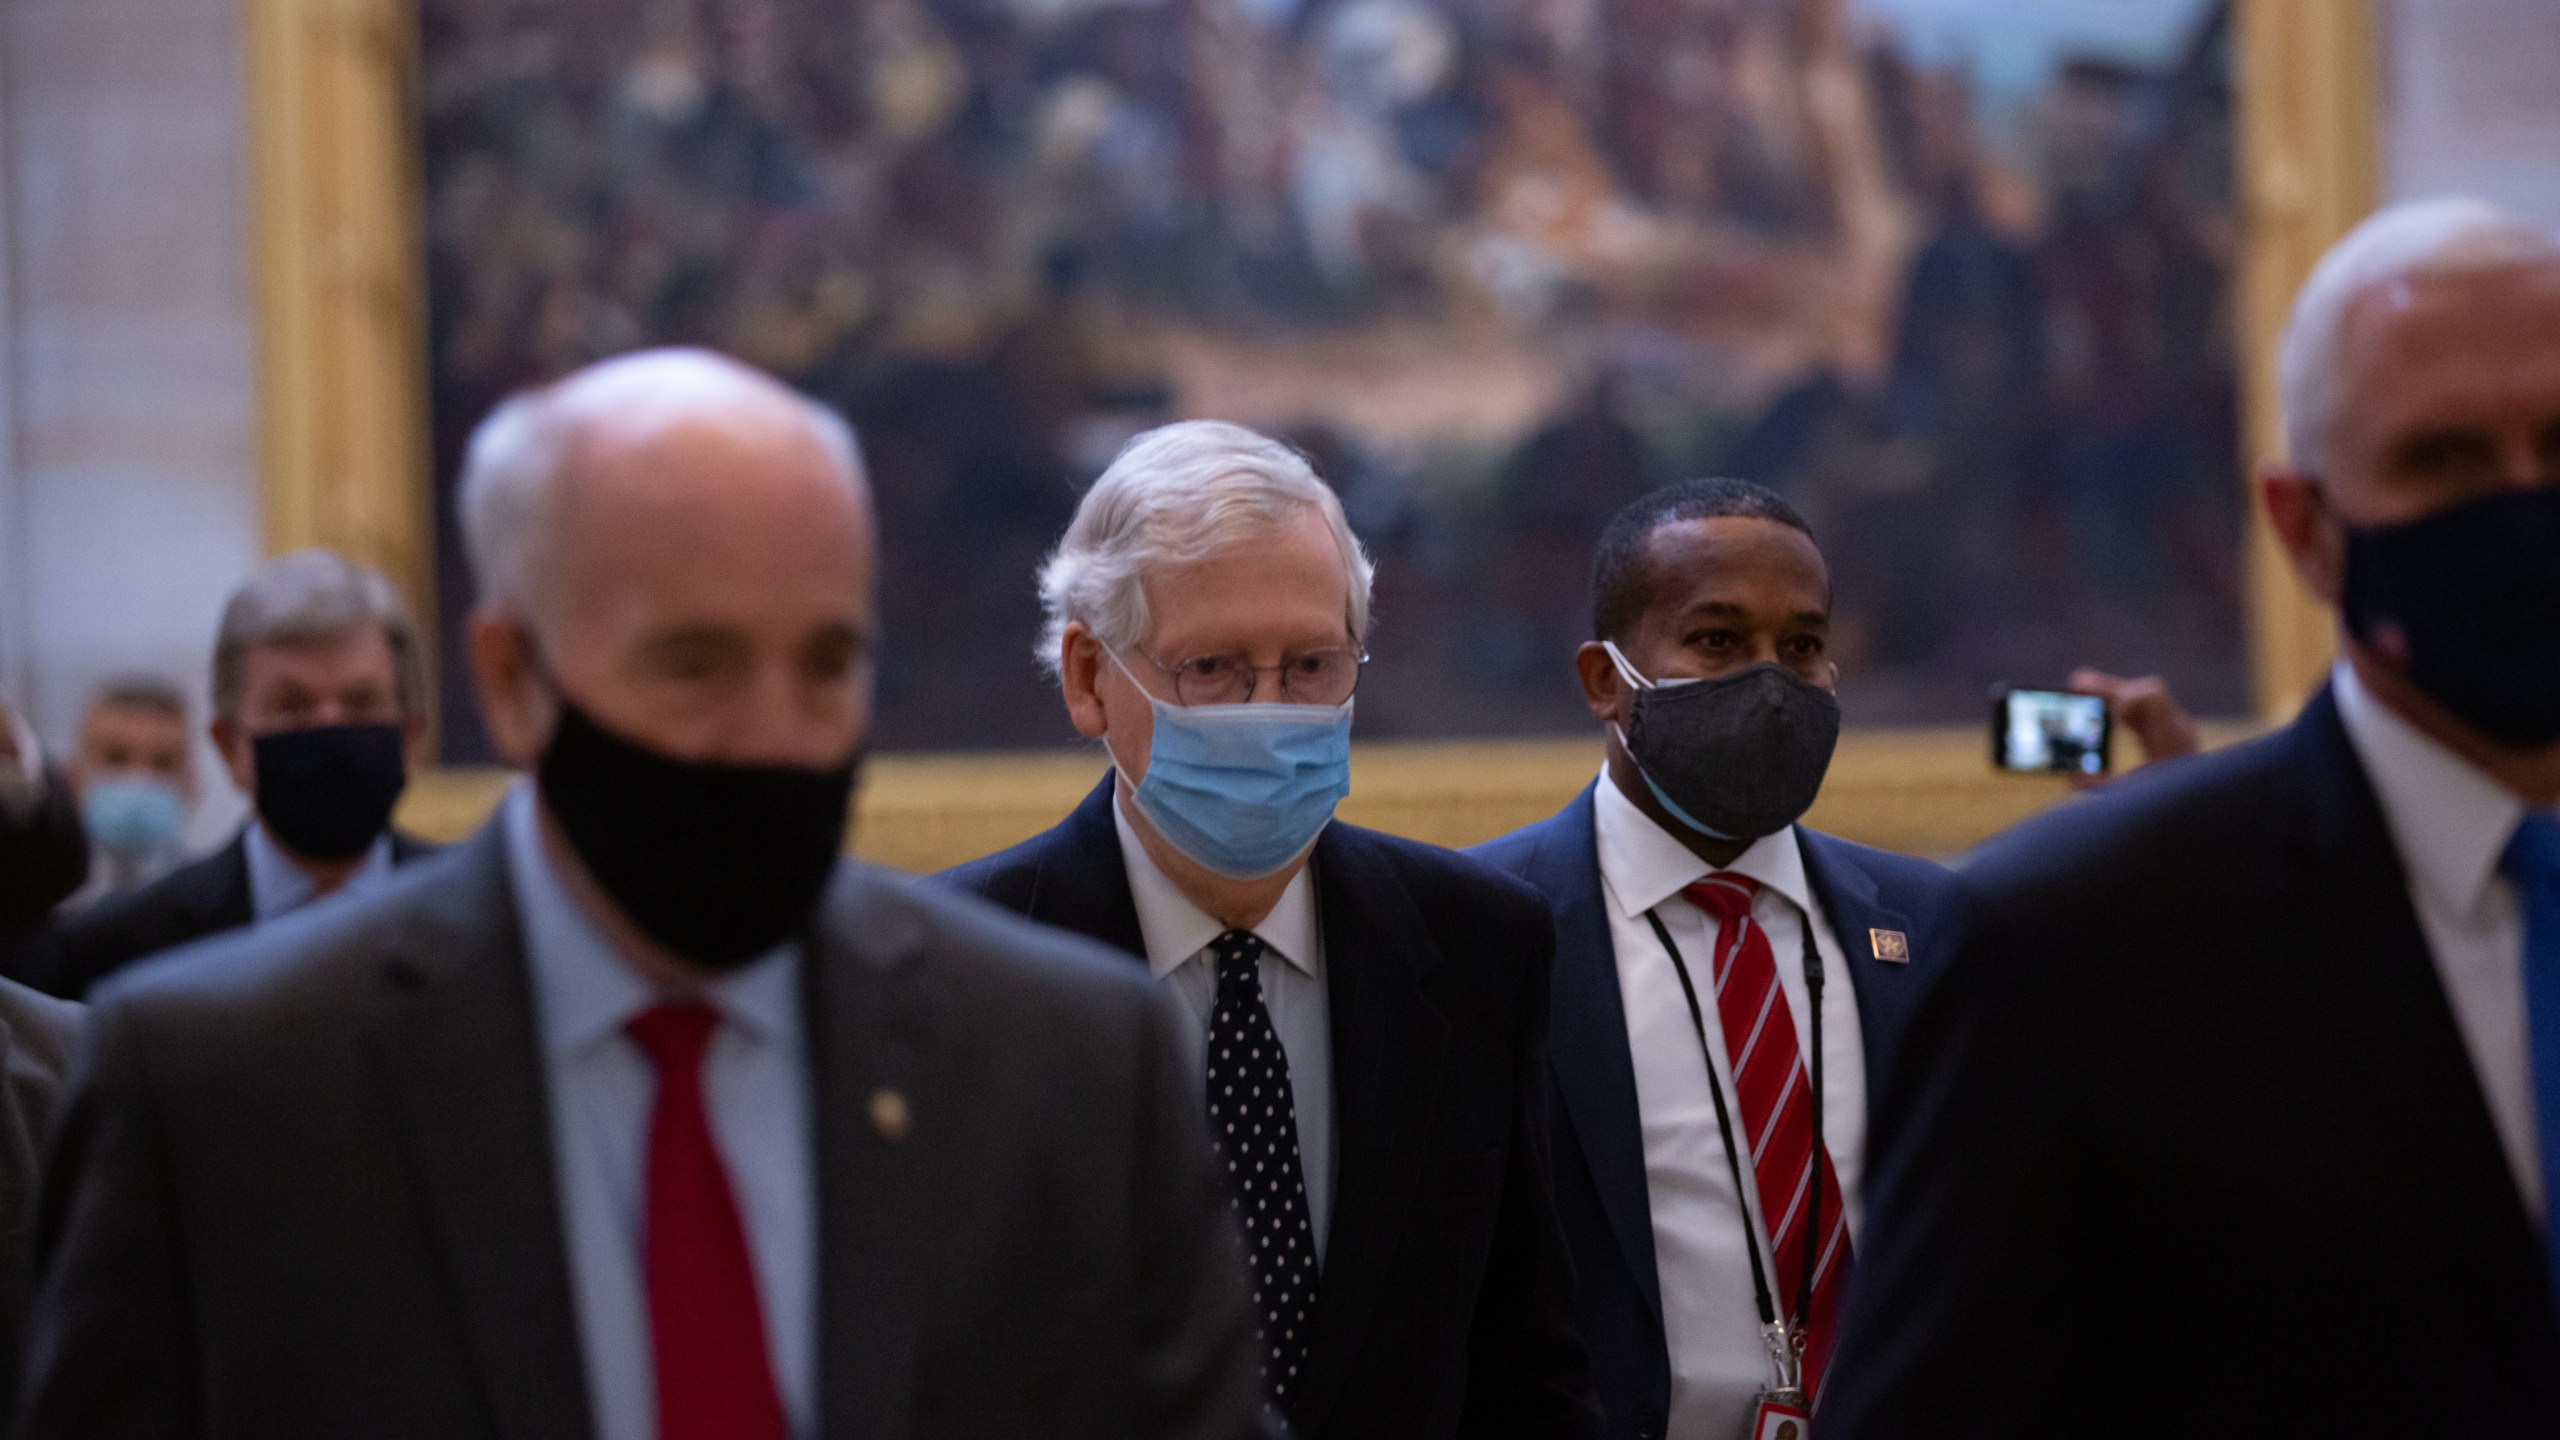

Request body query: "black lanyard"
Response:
[1643, 899, 1828, 1352]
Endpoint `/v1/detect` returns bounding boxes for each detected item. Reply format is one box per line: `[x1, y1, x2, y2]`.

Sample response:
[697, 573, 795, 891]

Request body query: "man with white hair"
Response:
[1823, 198, 2560, 1434]
[943, 420, 1601, 1439]
[21, 349, 1268, 1440]
[46, 549, 441, 997]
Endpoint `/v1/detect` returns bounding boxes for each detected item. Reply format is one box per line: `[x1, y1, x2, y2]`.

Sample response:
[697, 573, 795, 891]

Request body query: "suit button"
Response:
[1635, 1410, 1664, 1440]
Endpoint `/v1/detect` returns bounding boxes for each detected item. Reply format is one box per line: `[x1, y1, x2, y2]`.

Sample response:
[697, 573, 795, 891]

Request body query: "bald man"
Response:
[19, 350, 1267, 1440]
[1823, 201, 2560, 1435]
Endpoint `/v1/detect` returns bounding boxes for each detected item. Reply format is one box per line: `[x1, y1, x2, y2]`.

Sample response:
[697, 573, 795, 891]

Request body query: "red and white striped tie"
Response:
[1683, 873, 1852, 1400]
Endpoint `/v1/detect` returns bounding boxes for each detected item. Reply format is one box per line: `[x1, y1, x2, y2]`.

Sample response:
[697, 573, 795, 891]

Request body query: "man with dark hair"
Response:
[1470, 476, 1968, 1440]
[44, 550, 440, 997]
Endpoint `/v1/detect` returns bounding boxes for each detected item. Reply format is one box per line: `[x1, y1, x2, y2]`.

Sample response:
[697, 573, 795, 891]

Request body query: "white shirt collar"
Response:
[243, 820, 397, 922]
[502, 783, 800, 1060]
[2331, 661, 2533, 921]
[1111, 788, 1322, 981]
[1593, 764, 1816, 922]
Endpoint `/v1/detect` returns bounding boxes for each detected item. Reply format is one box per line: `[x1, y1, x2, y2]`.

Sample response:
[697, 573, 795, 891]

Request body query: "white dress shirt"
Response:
[1114, 793, 1337, 1258]
[503, 784, 818, 1440]
[2333, 661, 2551, 1216]
[243, 821, 397, 921]
[1592, 768, 1865, 1440]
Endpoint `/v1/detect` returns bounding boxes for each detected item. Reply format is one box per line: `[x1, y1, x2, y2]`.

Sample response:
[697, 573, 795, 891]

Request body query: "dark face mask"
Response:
[537, 698, 860, 970]
[2339, 485, 2560, 747]
[1607, 645, 1841, 843]
[254, 723, 408, 862]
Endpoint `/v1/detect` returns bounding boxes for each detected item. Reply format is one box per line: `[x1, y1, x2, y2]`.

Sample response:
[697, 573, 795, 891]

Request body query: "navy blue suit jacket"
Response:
[1468, 784, 1966, 1440]
[940, 777, 1601, 1440]
[1823, 689, 2560, 1438]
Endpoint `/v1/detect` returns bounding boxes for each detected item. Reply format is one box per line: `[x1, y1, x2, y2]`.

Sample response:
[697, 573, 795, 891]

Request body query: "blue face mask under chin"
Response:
[1111, 650, 1354, 880]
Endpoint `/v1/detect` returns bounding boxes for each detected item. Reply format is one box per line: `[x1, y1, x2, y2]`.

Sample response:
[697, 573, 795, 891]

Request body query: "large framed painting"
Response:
[244, 0, 2377, 862]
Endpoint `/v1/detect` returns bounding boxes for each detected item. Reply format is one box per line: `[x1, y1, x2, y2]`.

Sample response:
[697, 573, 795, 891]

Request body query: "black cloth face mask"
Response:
[253, 723, 408, 862]
[1607, 645, 1841, 843]
[537, 697, 860, 971]
[2339, 485, 2560, 747]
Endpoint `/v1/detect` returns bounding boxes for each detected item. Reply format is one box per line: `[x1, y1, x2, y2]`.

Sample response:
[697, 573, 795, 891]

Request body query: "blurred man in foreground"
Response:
[1825, 199, 2560, 1435]
[0, 698, 89, 1415]
[1470, 480, 1967, 1440]
[943, 420, 1599, 1439]
[21, 349, 1265, 1440]
[46, 551, 439, 997]
[0, 699, 88, 982]
[62, 677, 197, 905]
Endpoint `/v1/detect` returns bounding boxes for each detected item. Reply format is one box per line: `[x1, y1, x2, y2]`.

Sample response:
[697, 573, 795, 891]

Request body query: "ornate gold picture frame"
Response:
[244, 0, 2375, 867]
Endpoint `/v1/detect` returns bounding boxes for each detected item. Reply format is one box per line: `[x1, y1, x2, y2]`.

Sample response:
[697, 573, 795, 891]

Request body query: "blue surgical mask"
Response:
[1112, 650, 1353, 880]
[83, 775, 186, 858]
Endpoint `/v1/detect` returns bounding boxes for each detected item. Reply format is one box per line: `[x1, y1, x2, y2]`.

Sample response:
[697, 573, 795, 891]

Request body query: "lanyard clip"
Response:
[1760, 1318, 1808, 1400]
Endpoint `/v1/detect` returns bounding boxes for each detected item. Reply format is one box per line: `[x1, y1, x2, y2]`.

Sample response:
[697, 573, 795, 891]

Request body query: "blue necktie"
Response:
[2508, 810, 2560, 1306]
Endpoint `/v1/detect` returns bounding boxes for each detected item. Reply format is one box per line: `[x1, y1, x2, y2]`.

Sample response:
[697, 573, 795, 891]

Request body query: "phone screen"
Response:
[1992, 688, 2112, 776]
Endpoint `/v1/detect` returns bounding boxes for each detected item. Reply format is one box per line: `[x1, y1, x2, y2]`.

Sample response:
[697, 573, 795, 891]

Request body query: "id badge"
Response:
[1748, 1393, 1811, 1440]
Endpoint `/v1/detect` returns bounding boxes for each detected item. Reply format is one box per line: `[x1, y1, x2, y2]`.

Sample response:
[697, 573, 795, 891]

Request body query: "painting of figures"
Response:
[422, 0, 2239, 753]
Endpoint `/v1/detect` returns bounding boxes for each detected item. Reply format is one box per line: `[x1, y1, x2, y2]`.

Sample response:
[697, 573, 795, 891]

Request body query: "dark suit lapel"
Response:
[1291, 824, 1452, 1437]
[1530, 787, 1662, 1323]
[0, 1005, 30, 1419]
[367, 828, 594, 1440]
[1018, 776, 1148, 961]
[199, 834, 254, 933]
[1795, 830, 1920, 1112]
[806, 866, 933, 1440]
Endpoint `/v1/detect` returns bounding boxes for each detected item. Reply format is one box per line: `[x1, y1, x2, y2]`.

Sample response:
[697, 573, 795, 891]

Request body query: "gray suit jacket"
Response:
[0, 977, 78, 1419]
[18, 825, 1265, 1440]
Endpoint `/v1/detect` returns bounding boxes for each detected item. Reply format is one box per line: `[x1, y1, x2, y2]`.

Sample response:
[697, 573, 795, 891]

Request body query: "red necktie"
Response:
[1682, 875, 1852, 1400]
[627, 1002, 788, 1440]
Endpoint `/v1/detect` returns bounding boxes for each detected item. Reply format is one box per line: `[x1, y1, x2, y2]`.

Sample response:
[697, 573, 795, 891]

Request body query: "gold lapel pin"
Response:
[869, 1088, 913, 1142]
[1869, 928, 1912, 964]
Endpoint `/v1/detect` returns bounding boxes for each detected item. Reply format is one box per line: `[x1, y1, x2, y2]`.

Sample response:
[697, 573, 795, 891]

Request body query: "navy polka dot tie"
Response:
[1204, 929, 1316, 1409]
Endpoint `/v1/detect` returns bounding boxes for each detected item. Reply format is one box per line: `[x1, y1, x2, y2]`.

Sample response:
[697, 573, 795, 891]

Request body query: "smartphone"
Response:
[1990, 686, 2112, 777]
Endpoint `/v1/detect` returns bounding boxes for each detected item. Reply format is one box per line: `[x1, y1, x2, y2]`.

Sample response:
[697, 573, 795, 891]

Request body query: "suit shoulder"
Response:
[52, 844, 244, 971]
[1960, 728, 2296, 910]
[90, 845, 472, 1024]
[55, 847, 225, 942]
[1801, 829, 1958, 903]
[933, 820, 1061, 900]
[0, 975, 80, 1073]
[846, 864, 1158, 1011]
[1342, 823, 1550, 922]
[1464, 805, 1577, 879]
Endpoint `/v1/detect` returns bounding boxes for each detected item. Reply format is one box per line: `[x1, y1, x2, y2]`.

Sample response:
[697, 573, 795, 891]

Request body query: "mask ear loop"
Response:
[1601, 640, 1650, 755]
[1600, 639, 1652, 692]
[1602, 639, 1749, 842]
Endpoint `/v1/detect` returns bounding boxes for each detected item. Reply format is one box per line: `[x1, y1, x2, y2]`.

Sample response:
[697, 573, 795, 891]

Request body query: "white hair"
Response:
[1037, 420, 1376, 673]
[457, 347, 863, 616]
[2277, 196, 2560, 473]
